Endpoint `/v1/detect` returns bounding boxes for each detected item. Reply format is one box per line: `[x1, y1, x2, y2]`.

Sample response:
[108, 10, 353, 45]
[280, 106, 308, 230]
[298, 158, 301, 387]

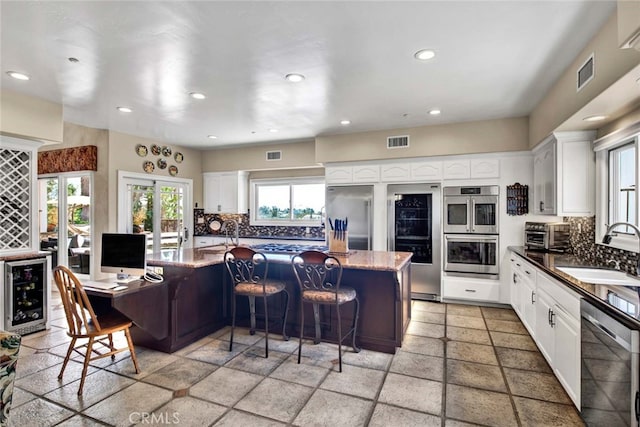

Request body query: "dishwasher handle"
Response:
[582, 311, 633, 352]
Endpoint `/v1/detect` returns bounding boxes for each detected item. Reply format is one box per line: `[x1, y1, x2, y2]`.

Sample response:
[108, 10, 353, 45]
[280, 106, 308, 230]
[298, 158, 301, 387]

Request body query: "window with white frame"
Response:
[250, 178, 325, 226]
[595, 122, 640, 251]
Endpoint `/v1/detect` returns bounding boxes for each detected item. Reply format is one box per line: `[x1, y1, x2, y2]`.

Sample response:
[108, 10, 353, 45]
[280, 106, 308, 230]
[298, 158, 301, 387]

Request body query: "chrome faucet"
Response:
[602, 222, 640, 274]
[222, 219, 239, 247]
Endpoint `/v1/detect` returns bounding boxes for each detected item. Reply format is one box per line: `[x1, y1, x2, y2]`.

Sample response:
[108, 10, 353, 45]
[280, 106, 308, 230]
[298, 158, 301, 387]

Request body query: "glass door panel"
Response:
[160, 184, 184, 250]
[66, 176, 91, 276]
[39, 178, 59, 267]
[129, 184, 155, 254]
[394, 193, 432, 264]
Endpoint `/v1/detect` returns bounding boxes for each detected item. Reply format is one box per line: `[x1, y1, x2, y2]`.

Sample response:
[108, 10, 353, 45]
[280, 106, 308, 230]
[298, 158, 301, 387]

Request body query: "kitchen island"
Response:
[118, 247, 413, 354]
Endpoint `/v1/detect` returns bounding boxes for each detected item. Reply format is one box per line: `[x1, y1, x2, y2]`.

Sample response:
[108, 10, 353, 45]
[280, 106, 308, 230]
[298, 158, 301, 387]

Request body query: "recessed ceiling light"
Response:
[285, 73, 305, 83]
[189, 92, 206, 100]
[6, 71, 30, 80]
[340, 120, 351, 125]
[207, 135, 217, 139]
[269, 129, 278, 133]
[583, 115, 607, 122]
[414, 49, 436, 61]
[429, 109, 441, 115]
[117, 106, 132, 113]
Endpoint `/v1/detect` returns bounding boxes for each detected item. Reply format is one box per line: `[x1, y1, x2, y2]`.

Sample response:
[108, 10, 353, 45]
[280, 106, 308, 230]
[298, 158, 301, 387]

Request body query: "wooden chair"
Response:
[291, 250, 360, 372]
[52, 265, 140, 395]
[224, 247, 289, 358]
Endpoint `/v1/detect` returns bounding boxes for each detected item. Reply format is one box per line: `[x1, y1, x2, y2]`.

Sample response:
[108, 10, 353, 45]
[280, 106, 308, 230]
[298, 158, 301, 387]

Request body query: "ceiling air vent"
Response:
[266, 150, 282, 161]
[577, 53, 594, 92]
[387, 135, 410, 149]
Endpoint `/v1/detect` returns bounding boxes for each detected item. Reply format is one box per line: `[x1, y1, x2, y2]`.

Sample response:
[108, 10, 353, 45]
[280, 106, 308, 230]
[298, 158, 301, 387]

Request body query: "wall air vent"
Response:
[387, 135, 410, 149]
[266, 150, 282, 161]
[577, 53, 595, 92]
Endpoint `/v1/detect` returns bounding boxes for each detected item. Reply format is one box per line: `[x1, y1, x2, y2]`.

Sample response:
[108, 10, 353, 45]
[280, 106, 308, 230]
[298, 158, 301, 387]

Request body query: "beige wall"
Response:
[201, 139, 318, 172]
[0, 89, 63, 144]
[315, 117, 529, 163]
[249, 167, 324, 180]
[107, 131, 204, 208]
[529, 13, 640, 148]
[598, 104, 640, 138]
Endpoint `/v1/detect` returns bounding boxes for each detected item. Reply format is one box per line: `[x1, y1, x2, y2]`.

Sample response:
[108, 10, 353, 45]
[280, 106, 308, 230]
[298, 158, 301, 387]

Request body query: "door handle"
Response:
[540, 201, 544, 211]
[184, 227, 189, 240]
[531, 291, 535, 304]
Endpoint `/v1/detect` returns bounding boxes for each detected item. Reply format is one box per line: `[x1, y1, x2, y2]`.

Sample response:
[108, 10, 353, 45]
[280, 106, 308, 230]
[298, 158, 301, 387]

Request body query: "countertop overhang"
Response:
[509, 246, 640, 330]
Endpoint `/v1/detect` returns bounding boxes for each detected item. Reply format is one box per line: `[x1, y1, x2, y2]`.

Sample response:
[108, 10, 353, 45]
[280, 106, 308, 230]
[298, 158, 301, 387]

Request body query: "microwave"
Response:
[524, 222, 570, 252]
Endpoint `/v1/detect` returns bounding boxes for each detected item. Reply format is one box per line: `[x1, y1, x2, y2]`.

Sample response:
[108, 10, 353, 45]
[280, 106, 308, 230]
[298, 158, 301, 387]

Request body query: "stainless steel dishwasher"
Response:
[581, 299, 639, 426]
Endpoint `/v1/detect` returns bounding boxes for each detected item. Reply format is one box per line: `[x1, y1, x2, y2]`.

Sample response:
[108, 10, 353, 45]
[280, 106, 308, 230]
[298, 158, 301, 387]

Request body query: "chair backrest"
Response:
[292, 250, 342, 292]
[53, 265, 102, 335]
[224, 247, 269, 289]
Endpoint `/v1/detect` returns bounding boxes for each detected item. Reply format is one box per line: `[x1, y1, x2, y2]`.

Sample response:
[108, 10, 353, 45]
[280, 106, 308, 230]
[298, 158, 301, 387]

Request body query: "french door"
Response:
[118, 171, 192, 254]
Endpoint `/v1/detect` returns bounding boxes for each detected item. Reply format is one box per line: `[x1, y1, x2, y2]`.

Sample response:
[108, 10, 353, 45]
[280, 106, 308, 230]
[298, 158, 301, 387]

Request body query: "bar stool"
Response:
[292, 250, 360, 372]
[224, 247, 289, 358]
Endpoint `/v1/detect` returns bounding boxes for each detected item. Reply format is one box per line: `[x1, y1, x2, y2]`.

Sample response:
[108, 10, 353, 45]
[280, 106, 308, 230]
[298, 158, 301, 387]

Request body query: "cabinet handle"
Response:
[513, 273, 518, 284]
[548, 308, 552, 325]
[516, 263, 521, 267]
[548, 309, 555, 327]
[464, 289, 477, 293]
[217, 204, 221, 211]
[531, 291, 535, 304]
[525, 270, 531, 275]
[540, 201, 544, 211]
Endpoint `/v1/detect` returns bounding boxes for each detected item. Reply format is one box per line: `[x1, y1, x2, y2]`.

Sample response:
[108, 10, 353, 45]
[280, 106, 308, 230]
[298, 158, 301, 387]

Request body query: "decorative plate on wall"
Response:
[162, 146, 172, 157]
[150, 144, 161, 156]
[209, 219, 221, 232]
[169, 165, 178, 176]
[143, 161, 155, 173]
[174, 152, 184, 163]
[157, 158, 167, 169]
[135, 144, 148, 157]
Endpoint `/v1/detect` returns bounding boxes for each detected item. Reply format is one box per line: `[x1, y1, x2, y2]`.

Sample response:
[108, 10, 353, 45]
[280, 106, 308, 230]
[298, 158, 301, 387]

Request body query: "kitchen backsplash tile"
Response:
[194, 209, 325, 240]
[565, 216, 639, 275]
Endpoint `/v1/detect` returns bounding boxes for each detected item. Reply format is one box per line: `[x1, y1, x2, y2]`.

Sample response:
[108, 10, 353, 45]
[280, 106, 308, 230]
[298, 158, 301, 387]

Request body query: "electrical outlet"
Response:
[153, 266, 164, 275]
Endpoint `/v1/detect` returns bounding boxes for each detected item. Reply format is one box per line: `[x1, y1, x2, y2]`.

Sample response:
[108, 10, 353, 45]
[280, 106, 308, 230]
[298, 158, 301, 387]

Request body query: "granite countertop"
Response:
[0, 251, 50, 262]
[148, 247, 412, 272]
[509, 246, 640, 330]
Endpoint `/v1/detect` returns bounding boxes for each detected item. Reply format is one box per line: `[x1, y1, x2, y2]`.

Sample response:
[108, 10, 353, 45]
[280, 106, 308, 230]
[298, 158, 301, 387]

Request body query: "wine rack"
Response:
[5, 257, 48, 335]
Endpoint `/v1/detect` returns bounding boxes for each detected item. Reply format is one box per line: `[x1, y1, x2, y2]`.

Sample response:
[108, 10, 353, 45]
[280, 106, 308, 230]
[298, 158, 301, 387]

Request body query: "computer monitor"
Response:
[100, 233, 147, 280]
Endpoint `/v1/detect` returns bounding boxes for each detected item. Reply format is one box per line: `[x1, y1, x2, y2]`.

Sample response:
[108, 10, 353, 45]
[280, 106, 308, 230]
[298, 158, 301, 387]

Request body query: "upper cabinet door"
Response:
[410, 161, 443, 180]
[380, 163, 410, 182]
[352, 165, 380, 183]
[470, 159, 500, 178]
[443, 160, 471, 179]
[325, 166, 353, 184]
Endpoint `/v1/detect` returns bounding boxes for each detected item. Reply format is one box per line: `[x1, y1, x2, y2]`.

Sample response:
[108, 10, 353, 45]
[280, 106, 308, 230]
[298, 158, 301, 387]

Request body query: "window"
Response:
[594, 122, 640, 252]
[251, 178, 325, 226]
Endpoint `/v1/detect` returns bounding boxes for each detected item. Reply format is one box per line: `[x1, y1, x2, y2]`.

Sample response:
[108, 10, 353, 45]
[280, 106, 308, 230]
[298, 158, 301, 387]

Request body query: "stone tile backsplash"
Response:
[566, 216, 639, 275]
[194, 209, 325, 240]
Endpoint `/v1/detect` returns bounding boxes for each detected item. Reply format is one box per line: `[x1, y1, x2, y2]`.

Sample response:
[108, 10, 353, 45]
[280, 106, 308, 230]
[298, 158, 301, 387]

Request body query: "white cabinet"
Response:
[532, 131, 596, 216]
[534, 287, 555, 363]
[443, 160, 471, 179]
[470, 159, 500, 178]
[352, 165, 380, 183]
[410, 161, 443, 180]
[442, 275, 500, 302]
[326, 164, 379, 184]
[510, 255, 536, 336]
[193, 236, 225, 248]
[203, 171, 248, 213]
[380, 163, 410, 182]
[552, 305, 580, 406]
[0, 136, 41, 254]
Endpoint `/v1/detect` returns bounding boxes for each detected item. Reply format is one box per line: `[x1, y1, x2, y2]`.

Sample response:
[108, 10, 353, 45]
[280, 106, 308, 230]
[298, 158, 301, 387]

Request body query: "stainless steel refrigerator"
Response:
[387, 183, 441, 301]
[325, 185, 373, 250]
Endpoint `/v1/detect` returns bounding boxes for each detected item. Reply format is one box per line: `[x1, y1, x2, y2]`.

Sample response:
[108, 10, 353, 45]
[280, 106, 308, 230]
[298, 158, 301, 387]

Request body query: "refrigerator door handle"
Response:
[387, 199, 394, 251]
[366, 199, 372, 250]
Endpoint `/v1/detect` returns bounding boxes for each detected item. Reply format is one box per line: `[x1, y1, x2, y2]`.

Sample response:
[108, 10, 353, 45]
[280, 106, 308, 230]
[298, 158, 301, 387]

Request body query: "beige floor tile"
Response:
[504, 368, 572, 404]
[142, 358, 217, 390]
[7, 398, 73, 427]
[44, 369, 136, 412]
[413, 311, 446, 324]
[401, 334, 445, 357]
[20, 328, 72, 351]
[446, 326, 491, 345]
[513, 396, 585, 427]
[445, 419, 484, 426]
[254, 335, 299, 353]
[489, 330, 538, 351]
[447, 304, 483, 318]
[342, 348, 393, 371]
[16, 360, 99, 396]
[293, 389, 373, 427]
[185, 339, 248, 365]
[378, 372, 442, 415]
[11, 387, 38, 408]
[406, 320, 445, 339]
[55, 414, 106, 426]
[219, 327, 265, 346]
[413, 301, 446, 314]
[390, 351, 444, 381]
[320, 364, 385, 399]
[369, 403, 441, 427]
[446, 341, 498, 365]
[81, 382, 173, 426]
[190, 366, 263, 406]
[15, 352, 65, 379]
[105, 348, 176, 379]
[446, 384, 516, 427]
[495, 347, 552, 373]
[446, 359, 507, 392]
[235, 378, 314, 423]
[224, 347, 289, 376]
[213, 410, 286, 426]
[485, 318, 528, 335]
[149, 396, 227, 426]
[269, 358, 329, 387]
[446, 314, 486, 330]
[296, 341, 344, 370]
[481, 307, 519, 321]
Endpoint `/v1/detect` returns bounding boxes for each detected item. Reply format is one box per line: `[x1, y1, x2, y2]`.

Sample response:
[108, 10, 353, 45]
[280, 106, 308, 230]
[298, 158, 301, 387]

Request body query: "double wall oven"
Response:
[443, 186, 499, 278]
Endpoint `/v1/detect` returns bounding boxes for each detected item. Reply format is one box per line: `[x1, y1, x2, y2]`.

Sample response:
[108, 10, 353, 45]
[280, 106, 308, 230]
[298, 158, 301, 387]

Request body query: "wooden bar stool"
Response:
[292, 250, 360, 372]
[224, 247, 289, 358]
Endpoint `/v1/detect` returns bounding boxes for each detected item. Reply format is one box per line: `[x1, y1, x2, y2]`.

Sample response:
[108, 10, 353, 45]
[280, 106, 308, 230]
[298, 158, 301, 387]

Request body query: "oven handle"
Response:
[445, 234, 498, 242]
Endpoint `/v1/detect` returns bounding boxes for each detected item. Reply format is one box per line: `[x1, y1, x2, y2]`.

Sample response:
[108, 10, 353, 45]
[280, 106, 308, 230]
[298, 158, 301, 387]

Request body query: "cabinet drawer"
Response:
[443, 277, 500, 302]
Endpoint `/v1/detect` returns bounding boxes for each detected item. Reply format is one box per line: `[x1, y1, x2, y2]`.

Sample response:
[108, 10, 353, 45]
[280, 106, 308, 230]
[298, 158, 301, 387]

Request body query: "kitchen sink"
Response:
[556, 266, 640, 287]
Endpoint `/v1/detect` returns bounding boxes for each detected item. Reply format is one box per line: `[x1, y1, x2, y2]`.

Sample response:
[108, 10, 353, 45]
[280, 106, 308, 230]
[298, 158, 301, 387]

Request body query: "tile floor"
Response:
[8, 294, 586, 426]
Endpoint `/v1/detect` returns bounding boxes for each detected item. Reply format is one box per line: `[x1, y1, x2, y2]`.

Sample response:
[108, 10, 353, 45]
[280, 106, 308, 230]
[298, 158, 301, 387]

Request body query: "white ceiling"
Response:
[0, 1, 617, 149]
